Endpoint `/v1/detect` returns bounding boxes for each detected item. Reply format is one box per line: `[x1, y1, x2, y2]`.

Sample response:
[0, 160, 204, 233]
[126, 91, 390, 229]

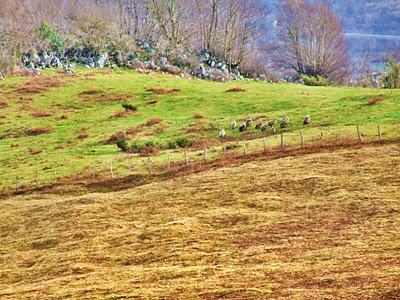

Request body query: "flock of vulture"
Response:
[219, 115, 310, 138]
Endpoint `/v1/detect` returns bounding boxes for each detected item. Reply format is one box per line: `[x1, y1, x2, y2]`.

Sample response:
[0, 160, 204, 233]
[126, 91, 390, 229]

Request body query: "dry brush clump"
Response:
[26, 126, 54, 136]
[79, 89, 134, 103]
[145, 118, 163, 127]
[31, 110, 52, 118]
[367, 95, 384, 105]
[146, 87, 180, 95]
[225, 87, 246, 93]
[14, 76, 63, 94]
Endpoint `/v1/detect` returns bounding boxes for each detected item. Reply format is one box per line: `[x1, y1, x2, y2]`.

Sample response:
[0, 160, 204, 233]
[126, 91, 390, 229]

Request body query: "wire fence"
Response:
[1, 124, 399, 196]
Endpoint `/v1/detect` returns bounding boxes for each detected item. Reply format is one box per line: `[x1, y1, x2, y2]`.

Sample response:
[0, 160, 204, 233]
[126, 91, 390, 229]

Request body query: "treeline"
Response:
[3, 0, 386, 86]
[0, 0, 268, 76]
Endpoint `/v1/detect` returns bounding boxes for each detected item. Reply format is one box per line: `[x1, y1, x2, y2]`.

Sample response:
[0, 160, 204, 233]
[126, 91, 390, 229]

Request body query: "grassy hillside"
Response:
[0, 69, 399, 187]
[1, 144, 399, 299]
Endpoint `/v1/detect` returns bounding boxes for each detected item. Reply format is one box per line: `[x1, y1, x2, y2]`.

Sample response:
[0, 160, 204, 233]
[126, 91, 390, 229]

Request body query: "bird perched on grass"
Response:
[219, 129, 226, 139]
[231, 120, 238, 129]
[255, 119, 263, 130]
[245, 118, 252, 127]
[267, 119, 276, 127]
[303, 115, 311, 125]
[280, 116, 289, 128]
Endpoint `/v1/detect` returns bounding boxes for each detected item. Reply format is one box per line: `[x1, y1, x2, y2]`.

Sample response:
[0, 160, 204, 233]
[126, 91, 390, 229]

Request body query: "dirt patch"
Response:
[79, 89, 103, 96]
[193, 112, 205, 119]
[31, 110, 52, 118]
[186, 123, 218, 134]
[126, 125, 144, 138]
[77, 129, 89, 140]
[145, 118, 163, 127]
[367, 95, 384, 105]
[146, 87, 180, 95]
[14, 76, 63, 94]
[29, 147, 43, 155]
[26, 126, 54, 136]
[190, 136, 220, 150]
[112, 110, 135, 119]
[225, 87, 246, 93]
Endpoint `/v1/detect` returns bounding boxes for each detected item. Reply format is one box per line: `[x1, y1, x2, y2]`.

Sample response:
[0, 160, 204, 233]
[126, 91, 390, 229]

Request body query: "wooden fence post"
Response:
[378, 125, 382, 142]
[243, 141, 247, 156]
[110, 161, 114, 178]
[91, 168, 96, 180]
[167, 155, 171, 172]
[204, 148, 208, 163]
[263, 138, 267, 153]
[184, 150, 189, 166]
[35, 171, 39, 189]
[320, 128, 324, 140]
[128, 157, 132, 175]
[357, 125, 362, 142]
[54, 168, 57, 183]
[147, 157, 152, 175]
[15, 176, 19, 193]
[300, 130, 304, 148]
[280, 132, 285, 151]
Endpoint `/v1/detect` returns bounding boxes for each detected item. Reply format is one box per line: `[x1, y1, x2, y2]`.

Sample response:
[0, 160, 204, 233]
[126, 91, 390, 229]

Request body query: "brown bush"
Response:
[104, 131, 125, 144]
[367, 95, 384, 105]
[31, 110, 51, 118]
[29, 147, 42, 155]
[26, 126, 54, 136]
[225, 87, 246, 93]
[146, 87, 180, 95]
[0, 101, 7, 109]
[145, 118, 163, 127]
[59, 114, 68, 120]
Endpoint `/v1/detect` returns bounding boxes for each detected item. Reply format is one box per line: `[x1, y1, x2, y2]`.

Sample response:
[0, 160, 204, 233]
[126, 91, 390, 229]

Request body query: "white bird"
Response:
[219, 129, 226, 139]
[231, 120, 238, 129]
[303, 115, 311, 125]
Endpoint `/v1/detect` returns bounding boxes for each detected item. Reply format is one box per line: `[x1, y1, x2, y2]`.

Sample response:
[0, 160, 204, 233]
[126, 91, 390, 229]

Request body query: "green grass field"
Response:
[0, 69, 399, 188]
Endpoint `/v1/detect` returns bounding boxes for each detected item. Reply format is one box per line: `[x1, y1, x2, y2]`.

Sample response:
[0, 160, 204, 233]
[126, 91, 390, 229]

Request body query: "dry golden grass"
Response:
[0, 144, 399, 299]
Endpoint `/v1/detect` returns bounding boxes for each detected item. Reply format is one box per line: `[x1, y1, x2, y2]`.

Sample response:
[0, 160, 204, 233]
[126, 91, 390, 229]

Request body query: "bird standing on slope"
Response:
[303, 115, 311, 125]
[219, 129, 226, 139]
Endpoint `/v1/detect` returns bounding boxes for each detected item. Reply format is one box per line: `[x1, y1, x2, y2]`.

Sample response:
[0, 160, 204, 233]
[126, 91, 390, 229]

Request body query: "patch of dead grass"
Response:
[1, 144, 399, 299]
[31, 110, 52, 118]
[14, 76, 63, 94]
[29, 147, 43, 155]
[145, 118, 163, 127]
[146, 87, 180, 95]
[225, 87, 246, 93]
[26, 126, 54, 136]
[367, 95, 384, 105]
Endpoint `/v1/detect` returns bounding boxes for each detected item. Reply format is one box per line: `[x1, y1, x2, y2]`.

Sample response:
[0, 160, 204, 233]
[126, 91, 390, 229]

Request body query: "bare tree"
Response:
[276, 0, 350, 84]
